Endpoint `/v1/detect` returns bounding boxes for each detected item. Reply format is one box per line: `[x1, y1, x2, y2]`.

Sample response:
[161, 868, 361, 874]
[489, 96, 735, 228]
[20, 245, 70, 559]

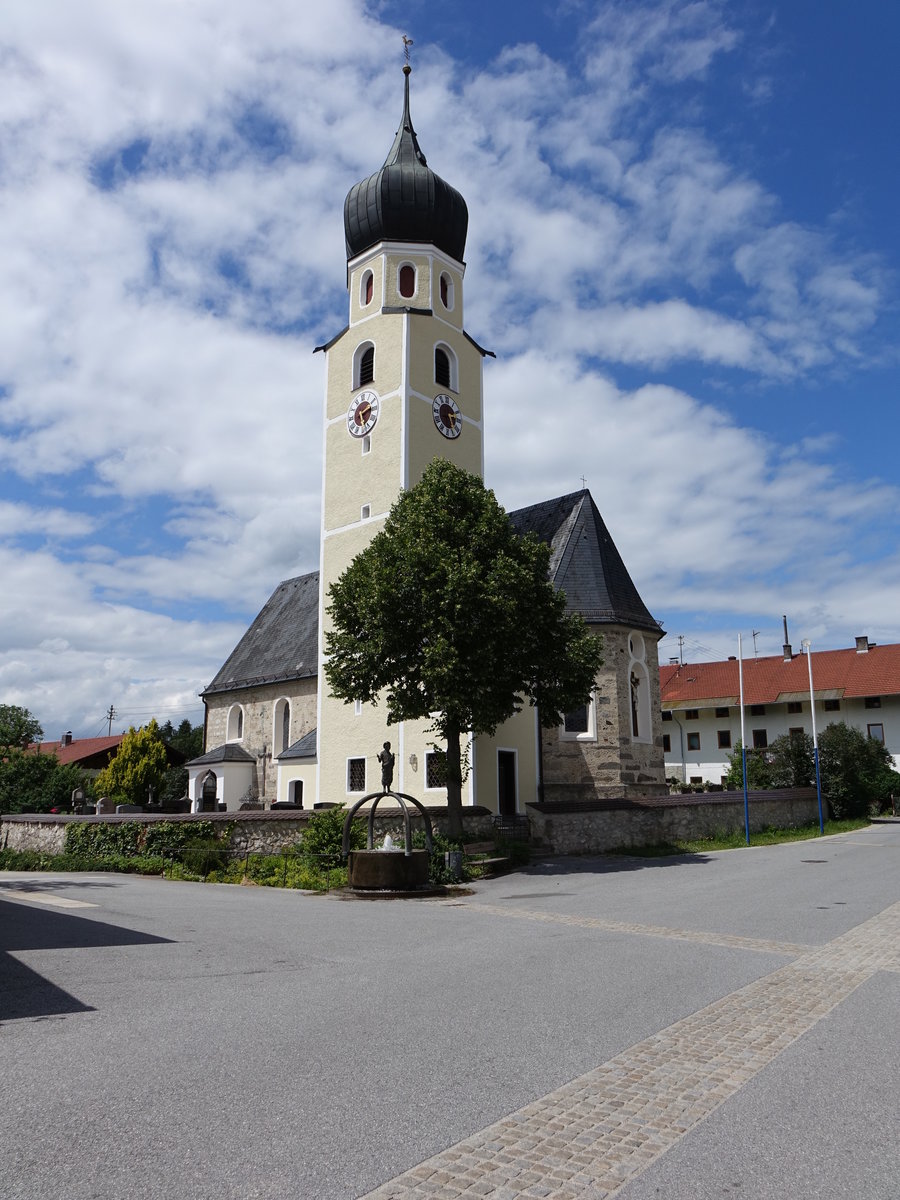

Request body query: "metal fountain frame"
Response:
[341, 790, 434, 858]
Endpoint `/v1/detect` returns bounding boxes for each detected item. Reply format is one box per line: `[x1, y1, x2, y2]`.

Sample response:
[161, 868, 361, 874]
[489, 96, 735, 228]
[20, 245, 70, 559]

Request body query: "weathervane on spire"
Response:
[402, 35, 414, 72]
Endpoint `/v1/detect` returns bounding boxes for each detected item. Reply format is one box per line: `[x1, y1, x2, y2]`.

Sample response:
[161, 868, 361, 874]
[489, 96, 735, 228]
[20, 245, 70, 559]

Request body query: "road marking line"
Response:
[0, 889, 97, 909]
[360, 901, 900, 1200]
[454, 901, 814, 957]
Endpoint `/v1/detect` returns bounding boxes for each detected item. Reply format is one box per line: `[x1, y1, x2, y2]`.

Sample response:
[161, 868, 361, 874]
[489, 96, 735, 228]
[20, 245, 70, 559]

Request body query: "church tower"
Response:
[315, 65, 492, 804]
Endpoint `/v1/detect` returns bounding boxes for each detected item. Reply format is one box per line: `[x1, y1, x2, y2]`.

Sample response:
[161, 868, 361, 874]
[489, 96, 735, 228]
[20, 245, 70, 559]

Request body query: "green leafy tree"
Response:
[94, 719, 169, 807]
[0, 704, 44, 755]
[819, 721, 899, 818]
[723, 741, 775, 790]
[766, 731, 815, 788]
[325, 460, 604, 839]
[0, 752, 88, 814]
[158, 718, 204, 805]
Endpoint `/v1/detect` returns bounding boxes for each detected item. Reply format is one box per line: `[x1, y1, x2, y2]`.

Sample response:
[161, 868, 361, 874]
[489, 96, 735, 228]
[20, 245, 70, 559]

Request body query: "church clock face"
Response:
[432, 394, 461, 439]
[347, 391, 379, 437]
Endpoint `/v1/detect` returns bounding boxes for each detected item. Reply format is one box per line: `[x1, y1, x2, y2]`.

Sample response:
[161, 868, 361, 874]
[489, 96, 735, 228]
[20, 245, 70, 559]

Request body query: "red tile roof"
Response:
[29, 735, 124, 766]
[660, 643, 900, 707]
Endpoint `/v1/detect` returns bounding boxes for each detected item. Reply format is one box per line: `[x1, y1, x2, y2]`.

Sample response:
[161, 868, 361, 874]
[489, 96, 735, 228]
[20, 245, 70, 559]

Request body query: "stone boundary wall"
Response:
[0, 807, 496, 856]
[526, 788, 822, 855]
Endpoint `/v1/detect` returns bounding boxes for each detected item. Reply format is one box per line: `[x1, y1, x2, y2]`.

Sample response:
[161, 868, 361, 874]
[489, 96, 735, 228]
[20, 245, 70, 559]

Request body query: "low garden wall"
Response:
[0, 806, 497, 856]
[526, 788, 822, 855]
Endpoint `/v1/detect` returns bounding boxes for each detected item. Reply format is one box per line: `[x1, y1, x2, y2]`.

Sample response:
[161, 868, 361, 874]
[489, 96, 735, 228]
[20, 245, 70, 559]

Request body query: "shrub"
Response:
[299, 806, 365, 868]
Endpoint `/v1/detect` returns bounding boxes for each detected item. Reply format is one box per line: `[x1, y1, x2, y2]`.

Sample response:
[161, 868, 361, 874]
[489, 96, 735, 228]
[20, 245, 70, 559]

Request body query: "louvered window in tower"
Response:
[435, 347, 450, 388]
[359, 346, 374, 385]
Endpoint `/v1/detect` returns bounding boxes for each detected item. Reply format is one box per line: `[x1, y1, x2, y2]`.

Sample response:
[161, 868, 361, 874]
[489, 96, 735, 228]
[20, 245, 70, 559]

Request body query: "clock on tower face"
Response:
[432, 394, 462, 439]
[347, 391, 379, 437]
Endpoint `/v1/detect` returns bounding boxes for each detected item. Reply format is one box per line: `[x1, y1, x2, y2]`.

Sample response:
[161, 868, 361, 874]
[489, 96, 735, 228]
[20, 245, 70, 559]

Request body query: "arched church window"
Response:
[274, 698, 291, 756]
[439, 272, 454, 310]
[226, 705, 243, 742]
[361, 270, 374, 307]
[398, 264, 416, 299]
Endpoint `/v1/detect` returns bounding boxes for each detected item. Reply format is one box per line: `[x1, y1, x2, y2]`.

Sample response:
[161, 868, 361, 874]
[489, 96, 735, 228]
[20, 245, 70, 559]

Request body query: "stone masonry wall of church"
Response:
[541, 625, 668, 801]
[204, 677, 317, 805]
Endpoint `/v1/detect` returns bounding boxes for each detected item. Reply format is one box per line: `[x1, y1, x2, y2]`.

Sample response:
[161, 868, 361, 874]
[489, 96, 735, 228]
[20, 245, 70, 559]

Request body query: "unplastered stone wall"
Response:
[204, 677, 317, 804]
[1, 817, 67, 853]
[527, 790, 821, 855]
[542, 625, 667, 802]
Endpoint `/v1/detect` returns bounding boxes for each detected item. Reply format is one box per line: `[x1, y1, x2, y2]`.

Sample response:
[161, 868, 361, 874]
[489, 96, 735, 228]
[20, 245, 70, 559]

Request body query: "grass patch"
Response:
[609, 817, 871, 858]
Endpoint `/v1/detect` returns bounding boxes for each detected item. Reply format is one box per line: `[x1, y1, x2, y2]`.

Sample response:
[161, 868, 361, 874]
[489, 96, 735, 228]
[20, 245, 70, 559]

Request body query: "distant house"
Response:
[29, 733, 125, 774]
[28, 732, 186, 777]
[660, 636, 900, 784]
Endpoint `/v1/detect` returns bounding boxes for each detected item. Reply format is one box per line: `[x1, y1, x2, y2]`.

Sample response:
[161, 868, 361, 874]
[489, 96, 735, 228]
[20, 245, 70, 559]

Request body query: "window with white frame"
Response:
[398, 263, 416, 299]
[425, 751, 448, 789]
[562, 694, 595, 740]
[273, 698, 290, 756]
[434, 343, 458, 391]
[347, 758, 366, 792]
[226, 704, 244, 742]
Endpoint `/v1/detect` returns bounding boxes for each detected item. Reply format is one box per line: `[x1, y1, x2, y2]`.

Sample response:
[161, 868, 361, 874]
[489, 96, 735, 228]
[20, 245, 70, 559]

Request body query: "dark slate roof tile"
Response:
[278, 728, 317, 760]
[510, 490, 662, 633]
[203, 572, 319, 695]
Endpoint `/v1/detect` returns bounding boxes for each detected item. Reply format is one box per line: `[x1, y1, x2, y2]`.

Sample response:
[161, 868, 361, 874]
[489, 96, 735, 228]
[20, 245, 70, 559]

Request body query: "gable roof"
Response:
[203, 571, 319, 696]
[660, 643, 900, 707]
[509, 490, 661, 633]
[29, 735, 124, 768]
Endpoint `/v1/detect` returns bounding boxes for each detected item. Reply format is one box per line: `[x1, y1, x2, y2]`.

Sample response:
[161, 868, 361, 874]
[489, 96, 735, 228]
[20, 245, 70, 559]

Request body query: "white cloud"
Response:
[0, 0, 896, 734]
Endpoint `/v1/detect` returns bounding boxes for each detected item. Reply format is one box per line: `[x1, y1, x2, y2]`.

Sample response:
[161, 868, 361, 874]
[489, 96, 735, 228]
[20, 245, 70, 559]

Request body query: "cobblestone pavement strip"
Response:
[358, 900, 900, 1200]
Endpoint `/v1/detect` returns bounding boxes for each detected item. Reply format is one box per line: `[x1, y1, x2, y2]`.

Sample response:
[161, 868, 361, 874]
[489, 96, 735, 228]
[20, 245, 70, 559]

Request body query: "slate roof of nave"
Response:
[203, 490, 661, 698]
[202, 571, 319, 696]
[509, 490, 662, 634]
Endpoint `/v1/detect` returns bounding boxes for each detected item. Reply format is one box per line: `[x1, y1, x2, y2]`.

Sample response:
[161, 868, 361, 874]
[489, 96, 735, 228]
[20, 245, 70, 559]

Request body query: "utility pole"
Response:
[106, 705, 116, 736]
[677, 634, 685, 666]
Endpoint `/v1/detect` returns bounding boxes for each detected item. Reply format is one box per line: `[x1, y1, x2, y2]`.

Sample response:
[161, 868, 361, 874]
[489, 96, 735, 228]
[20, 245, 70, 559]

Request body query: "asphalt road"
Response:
[1, 823, 898, 1200]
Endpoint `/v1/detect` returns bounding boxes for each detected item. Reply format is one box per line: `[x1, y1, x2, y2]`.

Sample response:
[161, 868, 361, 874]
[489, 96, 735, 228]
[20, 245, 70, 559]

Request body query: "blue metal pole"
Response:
[813, 745, 824, 834]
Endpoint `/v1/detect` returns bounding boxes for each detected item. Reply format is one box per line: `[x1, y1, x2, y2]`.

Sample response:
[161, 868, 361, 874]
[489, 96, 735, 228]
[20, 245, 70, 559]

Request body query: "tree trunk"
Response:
[445, 722, 464, 843]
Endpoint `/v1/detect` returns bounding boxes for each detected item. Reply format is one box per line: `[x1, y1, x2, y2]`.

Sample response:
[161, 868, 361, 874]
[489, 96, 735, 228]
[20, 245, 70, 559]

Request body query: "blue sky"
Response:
[0, 0, 898, 737]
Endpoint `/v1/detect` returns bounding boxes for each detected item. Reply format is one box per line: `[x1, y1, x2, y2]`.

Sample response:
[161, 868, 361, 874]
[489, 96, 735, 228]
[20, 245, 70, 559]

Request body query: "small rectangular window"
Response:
[786, 701, 802, 714]
[362, 434, 371, 455]
[563, 705, 589, 734]
[347, 758, 366, 792]
[662, 734, 671, 752]
[360, 504, 371, 520]
[789, 727, 804, 740]
[864, 696, 882, 709]
[750, 704, 766, 717]
[868, 723, 885, 743]
[717, 730, 731, 749]
[690, 776, 703, 785]
[752, 729, 768, 749]
[685, 709, 699, 721]
[425, 751, 448, 789]
[354, 699, 362, 716]
[823, 698, 840, 712]
[687, 732, 700, 751]
[661, 710, 673, 722]
[714, 706, 730, 718]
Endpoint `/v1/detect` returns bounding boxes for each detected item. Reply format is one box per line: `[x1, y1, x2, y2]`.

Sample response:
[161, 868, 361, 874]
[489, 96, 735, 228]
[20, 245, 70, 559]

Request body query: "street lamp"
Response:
[801, 638, 825, 834]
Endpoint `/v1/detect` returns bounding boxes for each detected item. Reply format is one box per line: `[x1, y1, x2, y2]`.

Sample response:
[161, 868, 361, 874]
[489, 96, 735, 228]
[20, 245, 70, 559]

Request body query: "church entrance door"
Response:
[497, 751, 517, 815]
[200, 771, 218, 812]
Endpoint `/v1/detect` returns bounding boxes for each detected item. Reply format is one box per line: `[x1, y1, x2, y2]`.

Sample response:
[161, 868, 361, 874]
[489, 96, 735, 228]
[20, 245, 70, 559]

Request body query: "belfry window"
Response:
[361, 270, 374, 306]
[358, 345, 374, 386]
[399, 264, 416, 299]
[439, 272, 454, 310]
[435, 348, 450, 387]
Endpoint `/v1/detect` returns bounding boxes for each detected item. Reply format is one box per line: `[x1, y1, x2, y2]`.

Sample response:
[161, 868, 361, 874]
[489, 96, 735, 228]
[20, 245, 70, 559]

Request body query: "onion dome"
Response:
[344, 66, 468, 263]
